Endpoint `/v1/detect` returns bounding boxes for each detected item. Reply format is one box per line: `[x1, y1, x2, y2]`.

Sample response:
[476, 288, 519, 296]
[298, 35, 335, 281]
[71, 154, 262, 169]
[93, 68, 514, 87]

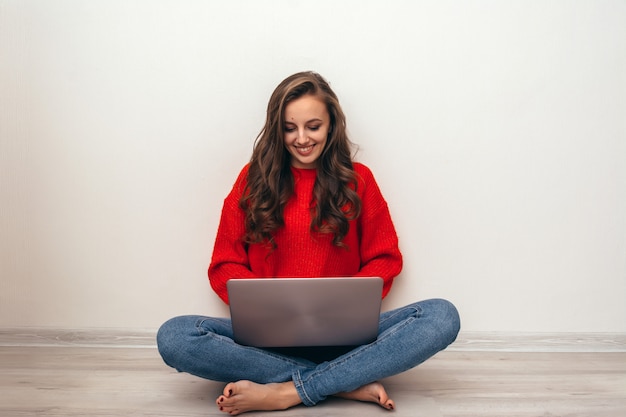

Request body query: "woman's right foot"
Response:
[335, 381, 395, 410]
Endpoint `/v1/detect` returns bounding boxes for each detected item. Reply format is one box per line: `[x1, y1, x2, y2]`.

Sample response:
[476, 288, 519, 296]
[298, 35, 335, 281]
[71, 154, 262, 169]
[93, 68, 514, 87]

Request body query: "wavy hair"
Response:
[240, 71, 362, 249]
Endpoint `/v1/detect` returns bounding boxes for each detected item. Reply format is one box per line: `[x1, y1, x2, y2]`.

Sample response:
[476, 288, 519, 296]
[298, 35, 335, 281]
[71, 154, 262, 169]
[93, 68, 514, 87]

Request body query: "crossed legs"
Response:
[157, 298, 460, 414]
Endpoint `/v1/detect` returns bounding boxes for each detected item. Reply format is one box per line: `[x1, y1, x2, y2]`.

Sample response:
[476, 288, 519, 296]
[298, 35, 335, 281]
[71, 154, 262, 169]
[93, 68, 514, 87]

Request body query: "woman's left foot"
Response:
[216, 380, 301, 415]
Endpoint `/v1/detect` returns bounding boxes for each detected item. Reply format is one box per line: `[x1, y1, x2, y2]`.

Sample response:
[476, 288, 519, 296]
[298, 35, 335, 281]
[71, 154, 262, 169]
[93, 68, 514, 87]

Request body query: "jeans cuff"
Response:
[292, 370, 317, 406]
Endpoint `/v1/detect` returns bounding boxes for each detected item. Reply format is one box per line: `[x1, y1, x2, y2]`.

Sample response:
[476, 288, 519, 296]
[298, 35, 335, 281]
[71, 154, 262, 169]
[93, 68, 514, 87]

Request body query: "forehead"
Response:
[283, 94, 328, 121]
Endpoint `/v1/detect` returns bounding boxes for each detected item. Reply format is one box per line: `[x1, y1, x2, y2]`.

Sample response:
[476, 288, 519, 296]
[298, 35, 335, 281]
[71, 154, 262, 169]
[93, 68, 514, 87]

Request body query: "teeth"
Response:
[297, 145, 313, 152]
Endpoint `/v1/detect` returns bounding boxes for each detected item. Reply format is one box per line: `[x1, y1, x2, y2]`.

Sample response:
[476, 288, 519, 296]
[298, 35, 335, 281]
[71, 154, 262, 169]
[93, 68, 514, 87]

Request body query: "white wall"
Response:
[1, 0, 624, 333]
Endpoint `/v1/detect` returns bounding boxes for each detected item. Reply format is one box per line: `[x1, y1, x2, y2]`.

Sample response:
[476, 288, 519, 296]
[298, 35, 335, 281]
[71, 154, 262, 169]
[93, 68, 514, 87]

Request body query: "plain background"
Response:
[1, 0, 625, 334]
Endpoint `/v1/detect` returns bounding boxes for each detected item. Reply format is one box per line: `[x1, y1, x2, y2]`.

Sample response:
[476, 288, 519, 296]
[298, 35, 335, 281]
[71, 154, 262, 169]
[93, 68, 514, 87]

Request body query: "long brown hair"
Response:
[240, 71, 361, 248]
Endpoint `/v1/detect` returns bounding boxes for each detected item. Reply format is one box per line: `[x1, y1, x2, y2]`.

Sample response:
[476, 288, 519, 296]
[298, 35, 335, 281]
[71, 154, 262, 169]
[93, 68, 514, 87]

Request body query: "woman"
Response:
[157, 71, 460, 415]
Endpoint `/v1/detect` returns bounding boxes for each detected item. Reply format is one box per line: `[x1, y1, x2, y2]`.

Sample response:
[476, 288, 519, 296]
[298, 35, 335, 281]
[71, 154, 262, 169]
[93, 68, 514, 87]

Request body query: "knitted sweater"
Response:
[208, 162, 403, 304]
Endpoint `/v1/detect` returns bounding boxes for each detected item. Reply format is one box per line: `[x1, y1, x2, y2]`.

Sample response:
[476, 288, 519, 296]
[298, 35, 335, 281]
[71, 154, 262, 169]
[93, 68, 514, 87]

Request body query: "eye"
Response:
[308, 125, 321, 131]
[284, 126, 296, 132]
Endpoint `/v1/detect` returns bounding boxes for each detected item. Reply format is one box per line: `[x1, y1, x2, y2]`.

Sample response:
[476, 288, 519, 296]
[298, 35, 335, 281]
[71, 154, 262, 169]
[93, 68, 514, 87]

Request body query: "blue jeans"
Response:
[157, 298, 460, 406]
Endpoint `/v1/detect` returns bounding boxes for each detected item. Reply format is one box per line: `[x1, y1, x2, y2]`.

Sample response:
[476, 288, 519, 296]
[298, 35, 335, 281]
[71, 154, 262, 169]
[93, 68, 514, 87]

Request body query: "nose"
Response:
[296, 129, 308, 144]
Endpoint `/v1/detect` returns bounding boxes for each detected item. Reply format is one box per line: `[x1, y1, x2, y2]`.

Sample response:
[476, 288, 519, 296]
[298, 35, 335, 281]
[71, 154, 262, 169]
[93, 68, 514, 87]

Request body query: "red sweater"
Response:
[208, 163, 403, 304]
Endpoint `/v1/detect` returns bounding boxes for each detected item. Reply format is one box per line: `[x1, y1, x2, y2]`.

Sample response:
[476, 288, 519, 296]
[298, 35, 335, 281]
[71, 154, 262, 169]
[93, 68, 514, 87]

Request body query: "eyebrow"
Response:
[284, 118, 324, 124]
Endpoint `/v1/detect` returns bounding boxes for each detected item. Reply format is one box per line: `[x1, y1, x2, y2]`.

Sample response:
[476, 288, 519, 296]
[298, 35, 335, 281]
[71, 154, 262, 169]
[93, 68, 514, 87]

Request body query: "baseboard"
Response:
[0, 327, 624, 352]
[0, 327, 157, 349]
[450, 331, 626, 352]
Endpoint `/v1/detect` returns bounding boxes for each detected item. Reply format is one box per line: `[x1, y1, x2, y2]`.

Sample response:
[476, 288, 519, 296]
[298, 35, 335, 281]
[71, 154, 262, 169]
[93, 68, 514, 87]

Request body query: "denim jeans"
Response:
[157, 298, 460, 406]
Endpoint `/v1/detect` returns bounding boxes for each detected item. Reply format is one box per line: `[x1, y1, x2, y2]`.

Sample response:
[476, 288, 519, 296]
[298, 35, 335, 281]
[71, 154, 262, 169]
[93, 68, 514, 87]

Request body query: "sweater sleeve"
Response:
[353, 164, 403, 298]
[208, 166, 256, 304]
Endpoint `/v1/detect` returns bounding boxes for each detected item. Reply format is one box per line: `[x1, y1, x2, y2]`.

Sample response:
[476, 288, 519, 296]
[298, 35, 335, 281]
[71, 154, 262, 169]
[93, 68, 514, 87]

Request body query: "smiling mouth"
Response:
[295, 145, 314, 154]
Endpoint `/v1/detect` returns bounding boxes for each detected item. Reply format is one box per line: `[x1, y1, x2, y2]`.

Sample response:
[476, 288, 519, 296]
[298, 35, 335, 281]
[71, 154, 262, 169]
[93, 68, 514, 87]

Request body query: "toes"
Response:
[219, 403, 239, 415]
[223, 382, 236, 397]
[224, 406, 241, 416]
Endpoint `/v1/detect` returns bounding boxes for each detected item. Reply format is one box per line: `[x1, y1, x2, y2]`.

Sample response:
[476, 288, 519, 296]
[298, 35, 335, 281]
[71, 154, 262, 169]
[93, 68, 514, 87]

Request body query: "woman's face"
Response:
[283, 94, 330, 169]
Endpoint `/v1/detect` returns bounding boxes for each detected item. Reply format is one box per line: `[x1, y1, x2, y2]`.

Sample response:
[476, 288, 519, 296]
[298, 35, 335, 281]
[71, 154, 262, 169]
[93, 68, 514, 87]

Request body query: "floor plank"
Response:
[0, 346, 624, 416]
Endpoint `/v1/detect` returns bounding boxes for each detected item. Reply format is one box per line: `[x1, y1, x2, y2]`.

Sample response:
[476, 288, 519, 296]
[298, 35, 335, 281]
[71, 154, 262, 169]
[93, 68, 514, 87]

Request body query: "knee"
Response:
[426, 298, 461, 346]
[156, 316, 193, 367]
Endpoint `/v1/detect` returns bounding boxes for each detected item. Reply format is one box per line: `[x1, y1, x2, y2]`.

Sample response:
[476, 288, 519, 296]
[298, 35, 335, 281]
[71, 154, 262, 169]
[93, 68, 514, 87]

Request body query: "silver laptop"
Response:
[227, 277, 383, 348]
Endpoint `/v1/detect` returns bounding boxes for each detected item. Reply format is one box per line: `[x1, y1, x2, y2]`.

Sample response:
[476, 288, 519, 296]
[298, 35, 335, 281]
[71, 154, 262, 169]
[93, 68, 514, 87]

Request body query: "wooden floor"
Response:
[0, 331, 625, 416]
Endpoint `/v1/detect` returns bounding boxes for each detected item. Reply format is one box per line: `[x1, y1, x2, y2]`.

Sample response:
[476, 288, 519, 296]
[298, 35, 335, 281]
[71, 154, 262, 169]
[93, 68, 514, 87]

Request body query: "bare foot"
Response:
[335, 381, 395, 410]
[215, 380, 302, 415]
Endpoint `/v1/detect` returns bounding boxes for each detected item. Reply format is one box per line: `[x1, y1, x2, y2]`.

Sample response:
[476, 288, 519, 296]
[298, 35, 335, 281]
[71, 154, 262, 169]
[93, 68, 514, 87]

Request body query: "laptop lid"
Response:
[227, 277, 383, 348]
